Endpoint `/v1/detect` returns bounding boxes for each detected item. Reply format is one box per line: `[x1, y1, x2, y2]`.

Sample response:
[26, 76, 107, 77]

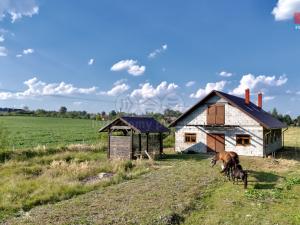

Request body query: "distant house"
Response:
[169, 89, 287, 157]
[99, 116, 169, 160]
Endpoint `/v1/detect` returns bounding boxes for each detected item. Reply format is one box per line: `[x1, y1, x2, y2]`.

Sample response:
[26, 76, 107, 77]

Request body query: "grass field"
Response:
[0, 116, 107, 150]
[0, 117, 300, 224]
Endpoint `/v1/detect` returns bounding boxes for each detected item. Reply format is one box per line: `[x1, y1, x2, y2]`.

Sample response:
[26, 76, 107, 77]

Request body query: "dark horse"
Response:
[210, 151, 239, 179]
[232, 164, 248, 189]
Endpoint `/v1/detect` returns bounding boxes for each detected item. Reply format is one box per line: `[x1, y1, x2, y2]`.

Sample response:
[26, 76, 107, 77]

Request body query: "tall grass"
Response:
[0, 144, 153, 220]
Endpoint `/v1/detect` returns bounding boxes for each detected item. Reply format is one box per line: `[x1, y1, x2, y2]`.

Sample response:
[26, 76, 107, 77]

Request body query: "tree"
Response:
[59, 106, 67, 115]
[271, 108, 278, 118]
[283, 114, 293, 125]
[109, 110, 117, 119]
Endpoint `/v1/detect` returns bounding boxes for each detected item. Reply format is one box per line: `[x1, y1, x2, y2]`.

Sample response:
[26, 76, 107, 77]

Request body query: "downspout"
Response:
[282, 127, 289, 149]
[264, 129, 272, 157]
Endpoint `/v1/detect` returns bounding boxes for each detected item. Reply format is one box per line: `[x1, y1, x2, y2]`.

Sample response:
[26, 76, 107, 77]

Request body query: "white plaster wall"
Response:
[174, 95, 265, 156]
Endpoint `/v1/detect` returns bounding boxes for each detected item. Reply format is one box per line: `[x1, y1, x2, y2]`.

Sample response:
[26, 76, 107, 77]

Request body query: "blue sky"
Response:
[0, 0, 300, 116]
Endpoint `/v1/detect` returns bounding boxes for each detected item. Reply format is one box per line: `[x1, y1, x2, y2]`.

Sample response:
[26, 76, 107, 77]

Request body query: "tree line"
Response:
[0, 106, 182, 123]
[270, 108, 300, 126]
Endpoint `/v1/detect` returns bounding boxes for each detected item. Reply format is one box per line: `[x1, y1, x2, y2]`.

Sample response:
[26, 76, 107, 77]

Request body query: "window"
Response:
[236, 135, 251, 146]
[185, 133, 197, 143]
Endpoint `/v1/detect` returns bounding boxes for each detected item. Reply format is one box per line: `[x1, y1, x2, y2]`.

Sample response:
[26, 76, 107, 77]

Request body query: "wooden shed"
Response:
[99, 116, 169, 160]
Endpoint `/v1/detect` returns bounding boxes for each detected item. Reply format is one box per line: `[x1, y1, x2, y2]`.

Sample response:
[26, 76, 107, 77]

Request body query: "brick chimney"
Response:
[245, 89, 250, 105]
[258, 93, 262, 109]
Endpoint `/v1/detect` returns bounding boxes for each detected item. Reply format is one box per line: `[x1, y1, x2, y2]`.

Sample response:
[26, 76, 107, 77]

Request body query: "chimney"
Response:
[258, 93, 262, 109]
[245, 89, 250, 105]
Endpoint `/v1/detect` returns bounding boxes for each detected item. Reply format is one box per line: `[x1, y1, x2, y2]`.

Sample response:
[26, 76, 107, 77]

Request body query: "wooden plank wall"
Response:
[110, 136, 131, 159]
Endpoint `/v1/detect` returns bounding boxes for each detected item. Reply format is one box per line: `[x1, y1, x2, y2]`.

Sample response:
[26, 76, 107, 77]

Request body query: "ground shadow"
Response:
[248, 170, 282, 190]
[275, 147, 300, 161]
[159, 152, 211, 162]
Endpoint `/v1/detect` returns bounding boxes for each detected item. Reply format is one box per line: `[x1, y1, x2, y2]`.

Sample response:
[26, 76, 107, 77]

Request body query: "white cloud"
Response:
[0, 0, 39, 23]
[219, 71, 233, 77]
[130, 81, 178, 99]
[190, 81, 227, 99]
[16, 54, 22, 58]
[114, 78, 127, 86]
[272, 0, 300, 21]
[111, 59, 146, 76]
[88, 58, 94, 65]
[0, 46, 7, 56]
[230, 74, 288, 96]
[264, 96, 275, 101]
[185, 81, 196, 87]
[0, 35, 4, 42]
[0, 77, 97, 100]
[148, 44, 168, 59]
[100, 83, 130, 96]
[23, 48, 34, 54]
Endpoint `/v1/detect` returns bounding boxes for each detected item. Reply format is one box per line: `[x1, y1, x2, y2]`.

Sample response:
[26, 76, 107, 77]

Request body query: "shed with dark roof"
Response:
[99, 116, 169, 160]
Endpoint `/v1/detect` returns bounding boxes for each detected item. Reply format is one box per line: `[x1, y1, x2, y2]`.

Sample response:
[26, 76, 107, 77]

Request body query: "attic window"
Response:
[185, 133, 197, 143]
[236, 134, 251, 146]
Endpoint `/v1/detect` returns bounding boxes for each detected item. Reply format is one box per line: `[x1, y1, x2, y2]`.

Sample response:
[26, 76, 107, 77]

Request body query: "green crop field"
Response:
[0, 116, 107, 150]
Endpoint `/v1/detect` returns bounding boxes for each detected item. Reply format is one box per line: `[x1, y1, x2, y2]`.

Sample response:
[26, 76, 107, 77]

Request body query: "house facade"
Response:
[170, 89, 287, 157]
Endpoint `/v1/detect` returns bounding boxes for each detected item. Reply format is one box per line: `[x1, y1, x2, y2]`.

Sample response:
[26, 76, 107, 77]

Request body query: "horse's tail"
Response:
[243, 172, 248, 189]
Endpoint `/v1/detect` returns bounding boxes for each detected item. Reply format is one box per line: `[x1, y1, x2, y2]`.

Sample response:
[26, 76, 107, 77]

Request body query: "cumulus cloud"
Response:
[185, 81, 196, 87]
[0, 77, 97, 100]
[23, 48, 34, 54]
[0, 0, 39, 23]
[88, 58, 94, 65]
[16, 54, 22, 58]
[130, 81, 178, 99]
[230, 74, 288, 96]
[272, 0, 300, 21]
[111, 59, 146, 76]
[0, 35, 4, 42]
[0, 46, 7, 56]
[100, 83, 130, 96]
[148, 44, 168, 59]
[114, 78, 127, 86]
[190, 81, 227, 99]
[219, 71, 233, 77]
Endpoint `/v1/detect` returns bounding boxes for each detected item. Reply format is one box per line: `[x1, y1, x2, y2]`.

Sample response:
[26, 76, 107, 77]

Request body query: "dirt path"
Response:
[4, 155, 218, 225]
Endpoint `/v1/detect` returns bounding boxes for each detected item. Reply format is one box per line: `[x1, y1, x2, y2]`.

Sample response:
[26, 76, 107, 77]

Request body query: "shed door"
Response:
[207, 133, 225, 152]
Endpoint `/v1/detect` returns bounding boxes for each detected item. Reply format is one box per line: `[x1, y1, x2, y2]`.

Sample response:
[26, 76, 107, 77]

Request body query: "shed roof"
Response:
[99, 116, 169, 133]
[169, 90, 287, 129]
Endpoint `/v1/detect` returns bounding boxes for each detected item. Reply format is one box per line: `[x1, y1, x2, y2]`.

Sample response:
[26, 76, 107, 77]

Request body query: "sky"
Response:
[0, 0, 300, 116]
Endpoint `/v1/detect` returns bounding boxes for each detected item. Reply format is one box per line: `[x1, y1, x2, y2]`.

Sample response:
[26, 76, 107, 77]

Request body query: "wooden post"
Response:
[146, 132, 149, 153]
[107, 128, 111, 159]
[159, 133, 163, 155]
[138, 133, 142, 155]
[130, 129, 133, 159]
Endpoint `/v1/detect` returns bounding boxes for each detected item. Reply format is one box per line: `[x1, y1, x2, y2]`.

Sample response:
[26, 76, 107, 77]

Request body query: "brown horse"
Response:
[210, 151, 239, 179]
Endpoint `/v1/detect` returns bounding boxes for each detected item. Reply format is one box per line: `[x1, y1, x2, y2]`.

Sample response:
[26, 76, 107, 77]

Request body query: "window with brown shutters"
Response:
[236, 135, 251, 146]
[184, 133, 197, 143]
[207, 104, 225, 125]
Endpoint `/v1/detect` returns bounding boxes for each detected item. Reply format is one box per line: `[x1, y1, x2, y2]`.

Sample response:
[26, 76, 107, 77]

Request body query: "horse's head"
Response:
[210, 156, 217, 167]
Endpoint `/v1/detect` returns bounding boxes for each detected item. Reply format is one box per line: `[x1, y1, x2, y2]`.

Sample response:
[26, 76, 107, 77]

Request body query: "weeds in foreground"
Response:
[0, 145, 153, 221]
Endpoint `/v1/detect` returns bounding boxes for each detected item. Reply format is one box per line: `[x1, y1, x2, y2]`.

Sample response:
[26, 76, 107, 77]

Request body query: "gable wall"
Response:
[175, 95, 265, 156]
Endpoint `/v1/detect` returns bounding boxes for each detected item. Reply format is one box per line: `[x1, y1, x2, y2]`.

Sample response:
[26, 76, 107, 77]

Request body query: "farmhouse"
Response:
[99, 116, 169, 160]
[170, 89, 287, 157]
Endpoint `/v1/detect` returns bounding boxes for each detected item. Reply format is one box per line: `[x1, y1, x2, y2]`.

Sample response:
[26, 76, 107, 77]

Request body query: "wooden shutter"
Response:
[207, 105, 216, 125]
[215, 105, 225, 125]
